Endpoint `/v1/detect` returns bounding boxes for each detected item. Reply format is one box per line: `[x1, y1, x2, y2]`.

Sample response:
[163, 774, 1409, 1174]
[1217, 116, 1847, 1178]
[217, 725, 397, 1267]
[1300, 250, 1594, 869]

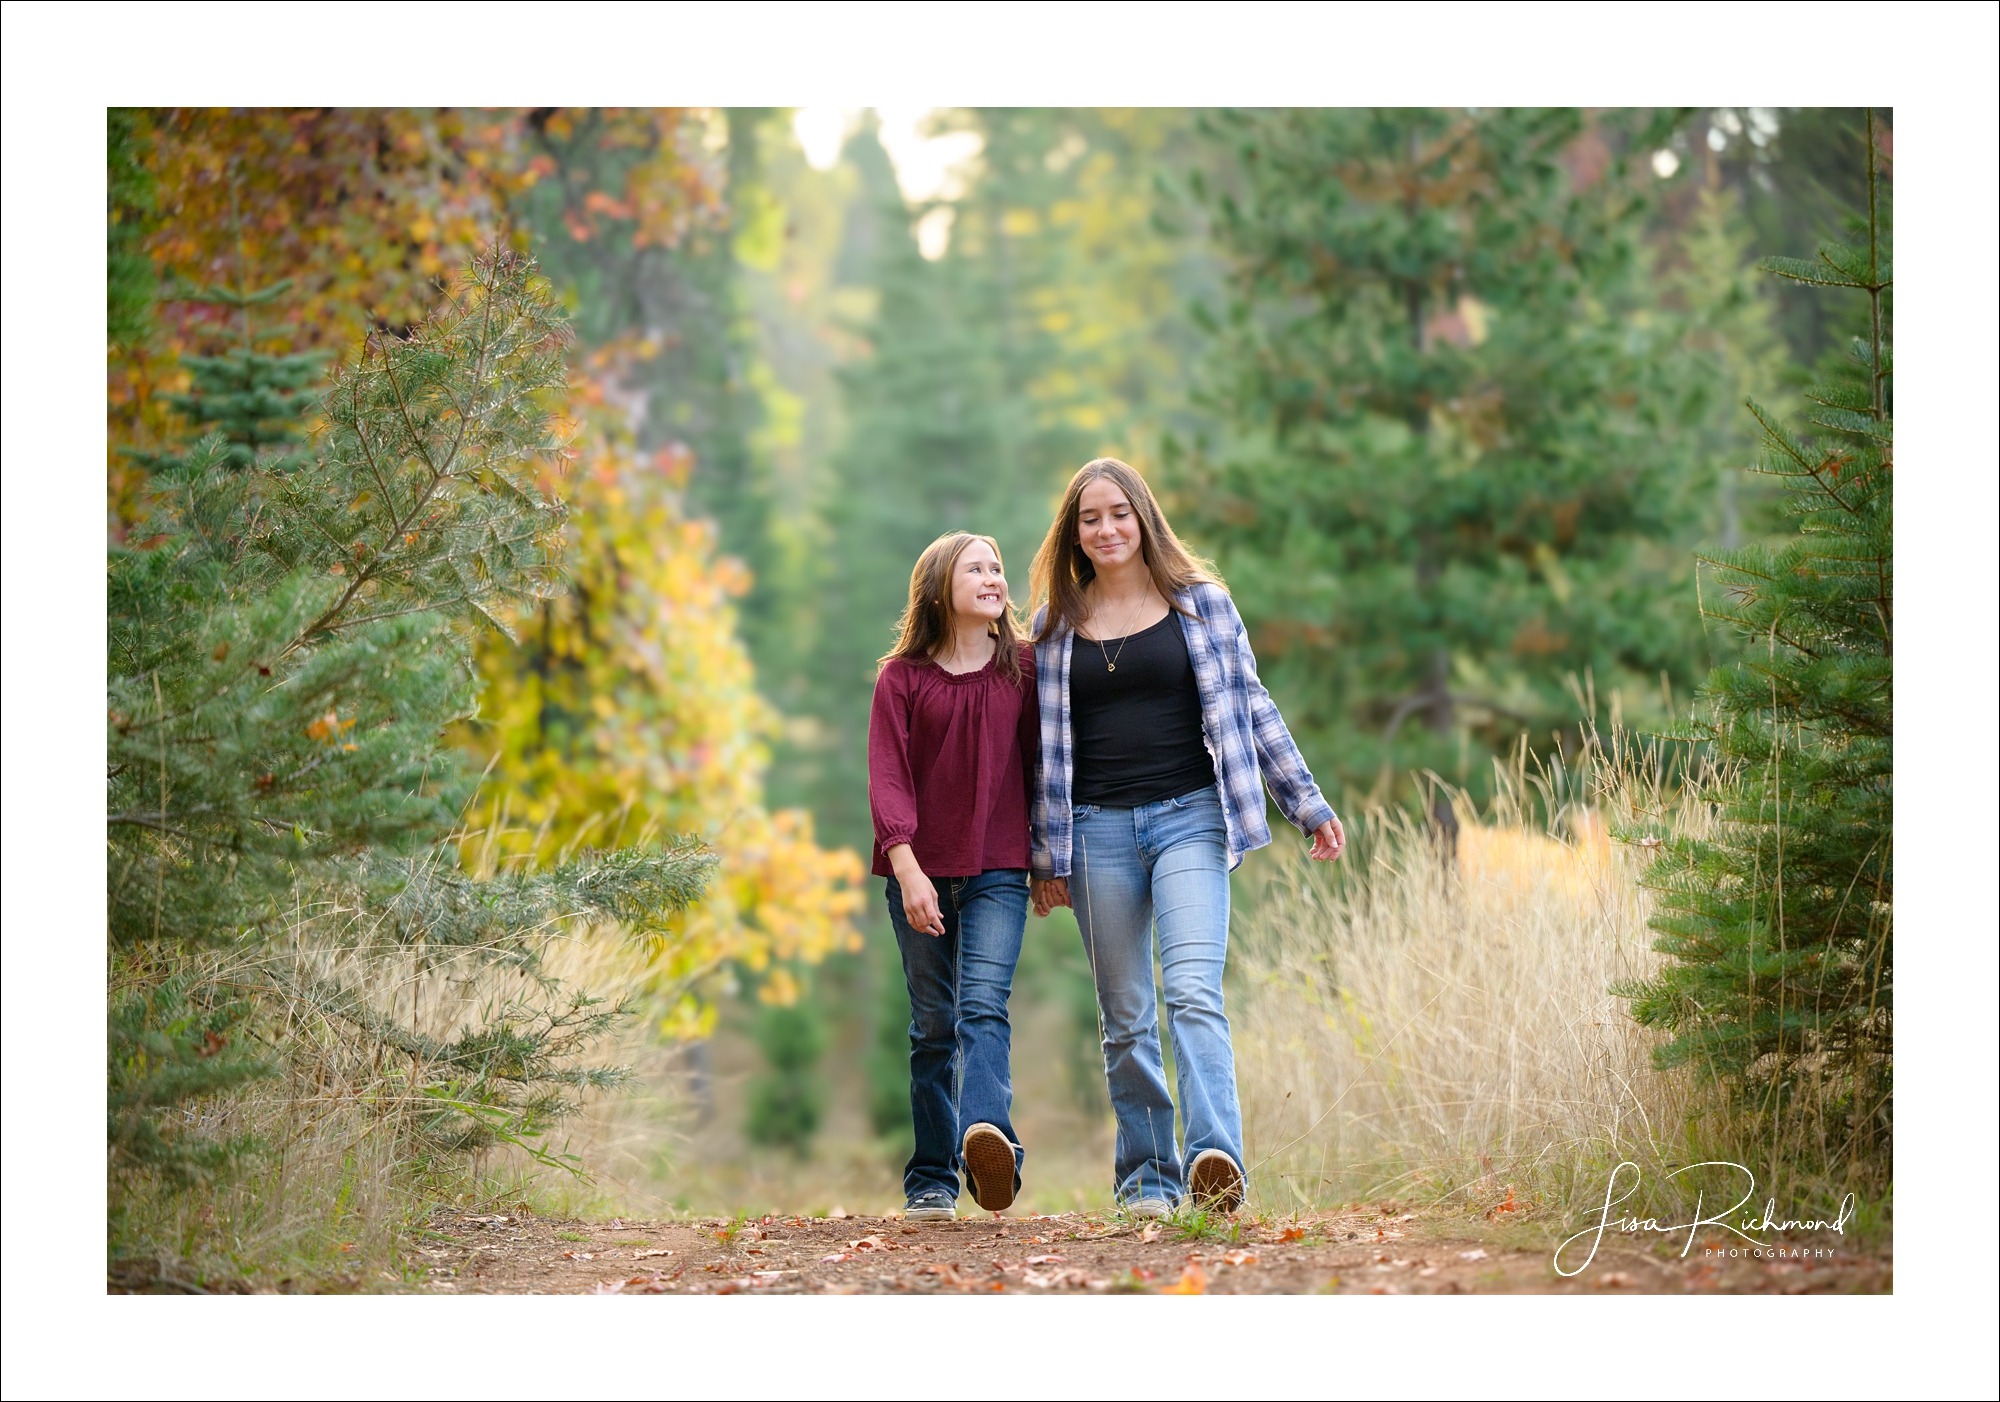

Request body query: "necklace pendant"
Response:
[1106, 663, 1115, 672]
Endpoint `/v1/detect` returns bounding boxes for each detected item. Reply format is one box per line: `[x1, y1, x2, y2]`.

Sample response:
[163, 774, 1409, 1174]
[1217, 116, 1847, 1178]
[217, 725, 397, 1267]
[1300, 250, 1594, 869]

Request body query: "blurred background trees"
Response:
[109, 106, 1885, 1234]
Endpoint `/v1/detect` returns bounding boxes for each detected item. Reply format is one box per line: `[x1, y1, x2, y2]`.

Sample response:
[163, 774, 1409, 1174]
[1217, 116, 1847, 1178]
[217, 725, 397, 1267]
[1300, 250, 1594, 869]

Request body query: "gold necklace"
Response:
[1091, 591, 1147, 673]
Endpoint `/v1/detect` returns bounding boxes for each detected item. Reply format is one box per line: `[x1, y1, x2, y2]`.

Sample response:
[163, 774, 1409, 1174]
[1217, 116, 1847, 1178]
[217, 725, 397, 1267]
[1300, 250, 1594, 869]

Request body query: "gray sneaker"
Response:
[904, 1191, 957, 1222]
[1125, 1196, 1175, 1220]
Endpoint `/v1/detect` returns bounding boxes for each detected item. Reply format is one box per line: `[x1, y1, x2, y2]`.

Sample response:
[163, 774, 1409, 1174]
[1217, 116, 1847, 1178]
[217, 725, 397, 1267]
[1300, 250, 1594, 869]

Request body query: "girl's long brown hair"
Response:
[880, 530, 1027, 680]
[1030, 457, 1222, 642]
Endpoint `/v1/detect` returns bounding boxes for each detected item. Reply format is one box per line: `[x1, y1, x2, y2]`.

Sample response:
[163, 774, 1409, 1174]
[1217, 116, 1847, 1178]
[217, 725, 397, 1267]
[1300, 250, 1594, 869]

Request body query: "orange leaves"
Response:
[305, 710, 357, 745]
[1159, 1262, 1208, 1295]
[1485, 1187, 1520, 1221]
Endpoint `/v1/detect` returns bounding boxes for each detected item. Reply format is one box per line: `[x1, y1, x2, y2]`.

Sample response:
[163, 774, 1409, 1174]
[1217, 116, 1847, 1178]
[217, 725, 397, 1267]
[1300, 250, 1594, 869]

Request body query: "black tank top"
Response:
[1069, 613, 1216, 807]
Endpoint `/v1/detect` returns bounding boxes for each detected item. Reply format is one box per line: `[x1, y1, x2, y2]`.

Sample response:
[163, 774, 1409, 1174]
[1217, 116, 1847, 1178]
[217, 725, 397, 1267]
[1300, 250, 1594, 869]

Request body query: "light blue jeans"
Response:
[1070, 785, 1243, 1205]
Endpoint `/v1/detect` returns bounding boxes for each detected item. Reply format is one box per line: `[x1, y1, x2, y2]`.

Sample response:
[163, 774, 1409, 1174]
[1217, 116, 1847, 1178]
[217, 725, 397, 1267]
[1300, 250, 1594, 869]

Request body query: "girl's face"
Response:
[948, 539, 1008, 625]
[1076, 478, 1142, 572]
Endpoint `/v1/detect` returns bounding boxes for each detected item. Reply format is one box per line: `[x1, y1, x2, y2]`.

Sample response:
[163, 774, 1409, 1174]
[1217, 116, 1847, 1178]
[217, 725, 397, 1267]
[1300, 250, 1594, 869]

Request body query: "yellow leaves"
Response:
[758, 967, 802, 1007]
[1002, 207, 1041, 238]
[461, 411, 863, 1023]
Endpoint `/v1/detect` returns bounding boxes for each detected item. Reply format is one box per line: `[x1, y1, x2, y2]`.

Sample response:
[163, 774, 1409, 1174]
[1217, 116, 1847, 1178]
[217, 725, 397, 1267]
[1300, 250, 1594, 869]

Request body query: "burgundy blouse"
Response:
[868, 643, 1037, 878]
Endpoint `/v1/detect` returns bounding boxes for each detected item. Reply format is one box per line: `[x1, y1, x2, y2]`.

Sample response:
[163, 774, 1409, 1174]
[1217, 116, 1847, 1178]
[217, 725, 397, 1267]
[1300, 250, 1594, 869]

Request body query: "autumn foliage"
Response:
[461, 403, 865, 1030]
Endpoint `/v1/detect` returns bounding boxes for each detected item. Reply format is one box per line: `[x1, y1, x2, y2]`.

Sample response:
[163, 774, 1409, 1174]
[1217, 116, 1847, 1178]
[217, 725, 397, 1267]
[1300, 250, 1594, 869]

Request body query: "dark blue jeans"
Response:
[886, 868, 1029, 1203]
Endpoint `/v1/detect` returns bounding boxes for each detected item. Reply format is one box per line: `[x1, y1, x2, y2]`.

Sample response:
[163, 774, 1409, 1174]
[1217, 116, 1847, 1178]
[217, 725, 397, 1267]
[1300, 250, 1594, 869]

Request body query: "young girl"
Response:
[1028, 459, 1346, 1218]
[869, 530, 1037, 1220]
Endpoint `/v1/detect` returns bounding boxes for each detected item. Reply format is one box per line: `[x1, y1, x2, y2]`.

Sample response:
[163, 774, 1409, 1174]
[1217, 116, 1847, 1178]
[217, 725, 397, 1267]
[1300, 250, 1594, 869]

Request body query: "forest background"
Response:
[105, 105, 1887, 1260]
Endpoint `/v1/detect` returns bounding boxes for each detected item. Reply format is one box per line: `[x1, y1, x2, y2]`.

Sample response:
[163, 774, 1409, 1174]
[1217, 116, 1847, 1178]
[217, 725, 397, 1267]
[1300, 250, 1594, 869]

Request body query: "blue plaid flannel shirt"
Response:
[1031, 581, 1337, 878]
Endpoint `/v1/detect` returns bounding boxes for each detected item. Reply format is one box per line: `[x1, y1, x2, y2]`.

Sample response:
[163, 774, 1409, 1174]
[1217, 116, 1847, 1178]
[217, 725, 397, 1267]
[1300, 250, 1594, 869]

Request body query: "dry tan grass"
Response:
[1233, 754, 1707, 1218]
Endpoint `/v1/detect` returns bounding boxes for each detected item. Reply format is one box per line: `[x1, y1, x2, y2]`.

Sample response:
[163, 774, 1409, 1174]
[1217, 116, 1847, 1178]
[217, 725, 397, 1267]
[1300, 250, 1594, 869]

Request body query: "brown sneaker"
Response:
[1187, 1149, 1244, 1213]
[960, 1123, 1018, 1214]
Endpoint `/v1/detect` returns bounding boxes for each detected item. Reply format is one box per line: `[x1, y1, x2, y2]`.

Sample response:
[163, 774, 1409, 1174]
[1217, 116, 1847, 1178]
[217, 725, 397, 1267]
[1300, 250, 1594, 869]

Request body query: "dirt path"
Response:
[408, 1205, 1890, 1295]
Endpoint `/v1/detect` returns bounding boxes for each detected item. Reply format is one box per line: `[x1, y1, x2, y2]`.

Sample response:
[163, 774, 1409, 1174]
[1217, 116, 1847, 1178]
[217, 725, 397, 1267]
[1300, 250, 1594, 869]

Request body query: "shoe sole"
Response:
[1188, 1152, 1244, 1213]
[961, 1125, 1017, 1214]
[1126, 1199, 1174, 1220]
[904, 1206, 956, 1222]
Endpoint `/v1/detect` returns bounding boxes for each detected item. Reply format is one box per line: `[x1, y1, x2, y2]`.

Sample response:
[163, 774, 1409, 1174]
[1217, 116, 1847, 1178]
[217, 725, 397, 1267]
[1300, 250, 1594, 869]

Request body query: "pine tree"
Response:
[1622, 113, 1892, 1170]
[1173, 108, 1710, 797]
[125, 274, 326, 476]
[108, 250, 715, 1208]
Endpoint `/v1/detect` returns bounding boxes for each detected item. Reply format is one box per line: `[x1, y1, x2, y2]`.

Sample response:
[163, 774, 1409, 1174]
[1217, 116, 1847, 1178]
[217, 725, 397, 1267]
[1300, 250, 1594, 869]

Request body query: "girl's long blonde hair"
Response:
[1030, 457, 1222, 642]
[880, 530, 1027, 681]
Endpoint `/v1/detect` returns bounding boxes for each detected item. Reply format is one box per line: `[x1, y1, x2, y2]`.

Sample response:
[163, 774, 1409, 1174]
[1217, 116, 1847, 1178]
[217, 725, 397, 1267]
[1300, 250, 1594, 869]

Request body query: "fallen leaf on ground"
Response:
[819, 1252, 853, 1264]
[1486, 1188, 1519, 1219]
[560, 1251, 600, 1261]
[1159, 1263, 1208, 1295]
[1221, 1250, 1258, 1266]
[828, 1207, 851, 1219]
[1596, 1272, 1633, 1289]
[1458, 1249, 1489, 1261]
[849, 1235, 892, 1251]
[1274, 1227, 1306, 1242]
[1025, 1254, 1067, 1265]
[591, 1279, 625, 1295]
[632, 1249, 673, 1260]
[1139, 1225, 1161, 1243]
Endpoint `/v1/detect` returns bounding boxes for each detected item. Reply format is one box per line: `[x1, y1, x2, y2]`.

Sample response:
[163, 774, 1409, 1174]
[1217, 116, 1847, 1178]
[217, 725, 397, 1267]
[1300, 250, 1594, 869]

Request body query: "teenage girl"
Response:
[869, 530, 1038, 1219]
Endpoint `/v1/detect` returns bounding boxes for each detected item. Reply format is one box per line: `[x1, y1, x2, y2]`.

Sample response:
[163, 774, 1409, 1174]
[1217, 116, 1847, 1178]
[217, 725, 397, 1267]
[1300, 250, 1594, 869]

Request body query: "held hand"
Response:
[1031, 877, 1071, 917]
[1309, 815, 1346, 862]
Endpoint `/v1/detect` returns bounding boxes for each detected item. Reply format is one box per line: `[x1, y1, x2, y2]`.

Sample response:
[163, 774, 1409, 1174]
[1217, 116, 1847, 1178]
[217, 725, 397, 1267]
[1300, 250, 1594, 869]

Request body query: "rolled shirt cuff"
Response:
[1294, 798, 1337, 837]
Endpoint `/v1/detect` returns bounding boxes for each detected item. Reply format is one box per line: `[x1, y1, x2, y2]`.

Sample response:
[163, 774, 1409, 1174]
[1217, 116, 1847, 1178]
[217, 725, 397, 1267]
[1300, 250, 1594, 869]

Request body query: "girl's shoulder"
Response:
[876, 653, 930, 689]
[1178, 579, 1239, 626]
